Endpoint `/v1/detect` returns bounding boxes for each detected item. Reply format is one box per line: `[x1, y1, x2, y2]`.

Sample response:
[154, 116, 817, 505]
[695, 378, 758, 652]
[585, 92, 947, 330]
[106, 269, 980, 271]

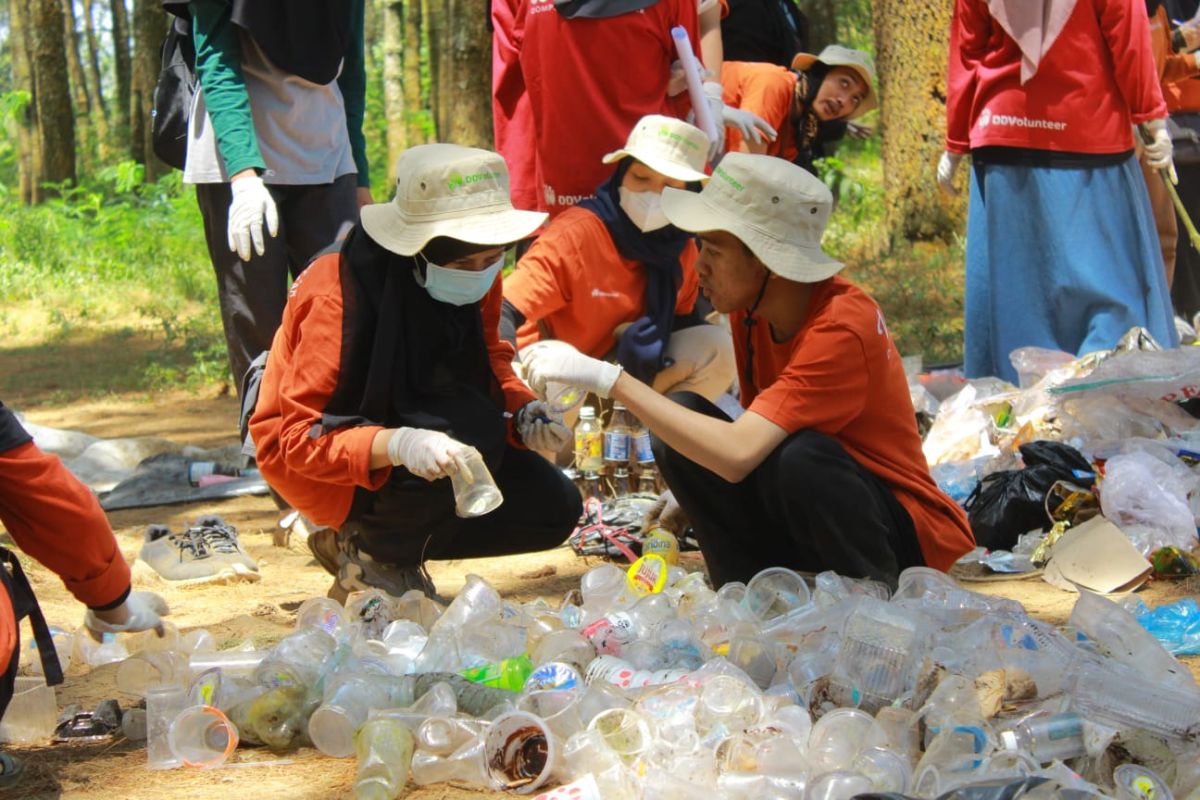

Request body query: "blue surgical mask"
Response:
[416, 253, 505, 306]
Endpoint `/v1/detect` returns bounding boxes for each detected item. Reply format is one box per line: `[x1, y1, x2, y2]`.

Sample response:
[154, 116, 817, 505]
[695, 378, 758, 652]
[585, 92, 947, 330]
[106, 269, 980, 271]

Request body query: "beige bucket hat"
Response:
[361, 143, 548, 256]
[791, 44, 878, 119]
[601, 115, 711, 183]
[660, 152, 843, 283]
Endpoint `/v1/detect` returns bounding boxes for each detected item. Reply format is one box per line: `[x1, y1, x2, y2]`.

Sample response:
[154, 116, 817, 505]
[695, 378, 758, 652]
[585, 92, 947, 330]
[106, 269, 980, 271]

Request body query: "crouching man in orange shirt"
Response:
[523, 153, 974, 587]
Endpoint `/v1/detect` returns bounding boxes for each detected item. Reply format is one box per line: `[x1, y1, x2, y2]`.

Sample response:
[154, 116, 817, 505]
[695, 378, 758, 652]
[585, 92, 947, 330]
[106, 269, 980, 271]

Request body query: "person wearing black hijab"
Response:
[250, 145, 582, 601]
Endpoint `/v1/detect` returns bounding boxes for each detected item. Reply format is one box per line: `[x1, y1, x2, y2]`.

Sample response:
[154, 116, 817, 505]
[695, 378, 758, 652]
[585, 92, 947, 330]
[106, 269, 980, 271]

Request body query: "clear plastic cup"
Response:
[829, 597, 926, 711]
[806, 770, 874, 800]
[146, 683, 188, 769]
[1114, 764, 1174, 800]
[517, 689, 584, 740]
[188, 649, 266, 680]
[587, 707, 652, 764]
[309, 674, 396, 758]
[807, 707, 874, 774]
[168, 705, 238, 768]
[296, 596, 355, 642]
[451, 449, 503, 518]
[854, 746, 912, 793]
[744, 567, 811, 622]
[546, 382, 585, 414]
[0, 676, 56, 744]
[417, 716, 485, 756]
[116, 651, 189, 698]
[484, 710, 557, 794]
[696, 675, 764, 737]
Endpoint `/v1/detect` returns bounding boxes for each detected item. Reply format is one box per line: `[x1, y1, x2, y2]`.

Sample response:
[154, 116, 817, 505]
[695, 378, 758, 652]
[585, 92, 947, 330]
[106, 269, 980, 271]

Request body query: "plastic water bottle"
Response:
[460, 654, 534, 691]
[603, 403, 632, 469]
[610, 466, 632, 499]
[575, 406, 602, 473]
[630, 411, 654, 466]
[998, 713, 1086, 763]
[637, 466, 660, 495]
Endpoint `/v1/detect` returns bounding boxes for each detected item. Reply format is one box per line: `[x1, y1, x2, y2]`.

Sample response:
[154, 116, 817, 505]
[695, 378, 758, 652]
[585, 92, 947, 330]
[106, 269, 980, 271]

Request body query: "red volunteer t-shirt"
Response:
[504, 206, 699, 357]
[518, 0, 700, 216]
[732, 277, 974, 571]
[492, 0, 540, 212]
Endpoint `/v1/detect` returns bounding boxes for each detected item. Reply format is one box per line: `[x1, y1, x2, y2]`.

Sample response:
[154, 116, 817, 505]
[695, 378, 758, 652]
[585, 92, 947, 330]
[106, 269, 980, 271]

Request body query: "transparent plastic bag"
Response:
[1099, 451, 1199, 553]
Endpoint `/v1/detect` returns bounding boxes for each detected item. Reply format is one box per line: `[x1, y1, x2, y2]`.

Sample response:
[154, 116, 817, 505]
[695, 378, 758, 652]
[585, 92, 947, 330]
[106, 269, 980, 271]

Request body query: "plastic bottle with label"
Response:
[998, 712, 1086, 763]
[610, 466, 632, 500]
[630, 411, 654, 467]
[575, 406, 603, 473]
[603, 403, 632, 471]
[637, 466, 660, 496]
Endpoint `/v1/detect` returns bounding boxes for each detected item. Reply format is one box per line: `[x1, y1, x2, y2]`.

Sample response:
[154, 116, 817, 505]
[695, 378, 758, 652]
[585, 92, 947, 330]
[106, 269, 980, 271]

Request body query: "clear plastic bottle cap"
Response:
[999, 730, 1017, 751]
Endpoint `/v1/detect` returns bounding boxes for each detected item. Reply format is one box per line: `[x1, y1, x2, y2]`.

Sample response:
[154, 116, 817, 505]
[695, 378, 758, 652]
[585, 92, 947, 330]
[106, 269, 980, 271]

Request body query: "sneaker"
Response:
[191, 516, 260, 580]
[139, 523, 259, 586]
[328, 535, 443, 604]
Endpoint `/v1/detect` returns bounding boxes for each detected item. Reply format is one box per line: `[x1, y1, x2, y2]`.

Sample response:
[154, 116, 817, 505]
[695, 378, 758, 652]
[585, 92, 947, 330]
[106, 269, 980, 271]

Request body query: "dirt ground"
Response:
[2, 388, 1198, 800]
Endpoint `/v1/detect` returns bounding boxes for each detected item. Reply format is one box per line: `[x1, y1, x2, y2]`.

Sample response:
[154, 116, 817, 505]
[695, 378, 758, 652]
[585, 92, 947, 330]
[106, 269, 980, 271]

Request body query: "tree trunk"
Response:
[873, 0, 963, 243]
[428, 0, 491, 147]
[110, 0, 132, 142]
[10, 0, 36, 204]
[383, 0, 406, 178]
[82, 0, 112, 158]
[403, 0, 428, 148]
[61, 0, 95, 169]
[129, 0, 165, 178]
[29, 0, 76, 196]
[796, 0, 835, 52]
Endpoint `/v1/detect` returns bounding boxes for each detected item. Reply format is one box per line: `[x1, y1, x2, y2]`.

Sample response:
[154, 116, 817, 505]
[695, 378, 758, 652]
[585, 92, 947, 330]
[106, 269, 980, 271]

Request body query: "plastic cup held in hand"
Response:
[546, 381, 584, 414]
[168, 704, 238, 768]
[450, 448, 503, 518]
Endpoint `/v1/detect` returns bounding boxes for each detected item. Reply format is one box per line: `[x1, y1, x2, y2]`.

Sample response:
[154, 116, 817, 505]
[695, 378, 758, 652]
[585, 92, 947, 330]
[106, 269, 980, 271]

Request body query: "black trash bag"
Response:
[963, 441, 1094, 552]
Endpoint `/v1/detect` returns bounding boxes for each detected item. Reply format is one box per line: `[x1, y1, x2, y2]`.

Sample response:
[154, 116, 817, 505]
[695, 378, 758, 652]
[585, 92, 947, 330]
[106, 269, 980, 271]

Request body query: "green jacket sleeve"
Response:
[337, 0, 370, 188]
[190, 0, 265, 177]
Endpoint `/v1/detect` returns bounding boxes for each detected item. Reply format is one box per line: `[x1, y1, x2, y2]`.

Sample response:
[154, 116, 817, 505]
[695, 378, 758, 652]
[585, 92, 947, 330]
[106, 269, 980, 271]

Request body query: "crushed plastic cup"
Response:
[451, 449, 503, 518]
[146, 683, 188, 769]
[743, 567, 811, 621]
[517, 689, 584, 739]
[587, 707, 652, 764]
[417, 716, 486, 756]
[0, 676, 56, 744]
[168, 705, 238, 768]
[484, 710, 557, 794]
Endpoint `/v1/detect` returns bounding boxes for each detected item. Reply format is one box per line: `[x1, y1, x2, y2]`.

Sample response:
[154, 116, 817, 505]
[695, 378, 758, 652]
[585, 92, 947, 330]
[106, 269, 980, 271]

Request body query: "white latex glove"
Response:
[643, 489, 689, 535]
[517, 339, 581, 395]
[522, 344, 623, 399]
[84, 591, 169, 637]
[387, 427, 472, 480]
[937, 151, 963, 196]
[722, 106, 778, 145]
[702, 81, 727, 161]
[1143, 119, 1178, 183]
[515, 400, 572, 452]
[227, 174, 280, 261]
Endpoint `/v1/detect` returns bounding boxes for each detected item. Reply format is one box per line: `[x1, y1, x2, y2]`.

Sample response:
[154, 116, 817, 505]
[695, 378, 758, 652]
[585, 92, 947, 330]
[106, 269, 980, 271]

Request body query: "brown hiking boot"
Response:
[307, 526, 340, 577]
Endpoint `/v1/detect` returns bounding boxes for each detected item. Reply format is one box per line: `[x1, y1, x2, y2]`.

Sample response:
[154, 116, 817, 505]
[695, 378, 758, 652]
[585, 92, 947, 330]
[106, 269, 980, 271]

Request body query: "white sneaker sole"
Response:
[140, 559, 261, 586]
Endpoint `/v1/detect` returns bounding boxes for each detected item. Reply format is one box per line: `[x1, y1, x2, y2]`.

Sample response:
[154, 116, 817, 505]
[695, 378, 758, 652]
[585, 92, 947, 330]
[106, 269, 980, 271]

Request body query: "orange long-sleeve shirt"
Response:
[1151, 4, 1200, 113]
[250, 249, 536, 529]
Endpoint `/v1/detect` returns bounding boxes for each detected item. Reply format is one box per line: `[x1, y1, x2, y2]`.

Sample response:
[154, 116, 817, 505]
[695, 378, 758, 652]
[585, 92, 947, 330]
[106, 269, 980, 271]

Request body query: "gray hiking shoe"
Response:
[191, 515, 260, 578]
[139, 525, 235, 585]
[328, 535, 443, 605]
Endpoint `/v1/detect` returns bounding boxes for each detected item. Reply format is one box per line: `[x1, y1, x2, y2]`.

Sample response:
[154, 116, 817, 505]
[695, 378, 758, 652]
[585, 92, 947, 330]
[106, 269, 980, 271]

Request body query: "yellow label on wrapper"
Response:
[626, 554, 668, 596]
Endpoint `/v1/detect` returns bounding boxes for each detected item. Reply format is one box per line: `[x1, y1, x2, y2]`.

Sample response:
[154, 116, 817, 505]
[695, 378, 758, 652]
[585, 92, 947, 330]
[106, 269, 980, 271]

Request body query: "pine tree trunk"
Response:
[29, 0, 77, 197]
[797, 0, 836, 51]
[10, 0, 37, 204]
[110, 0, 132, 142]
[129, 0, 165, 178]
[428, 0, 491, 147]
[383, 0, 406, 178]
[82, 0, 112, 158]
[873, 0, 963, 242]
[403, 0, 427, 148]
[61, 0, 95, 170]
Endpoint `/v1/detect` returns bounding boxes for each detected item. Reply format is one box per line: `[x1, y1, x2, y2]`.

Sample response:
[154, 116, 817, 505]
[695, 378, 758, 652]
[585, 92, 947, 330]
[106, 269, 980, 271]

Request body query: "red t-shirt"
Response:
[492, 0, 540, 212]
[504, 206, 699, 357]
[946, 0, 1166, 155]
[517, 0, 699, 216]
[250, 251, 536, 529]
[732, 277, 974, 571]
[721, 61, 798, 161]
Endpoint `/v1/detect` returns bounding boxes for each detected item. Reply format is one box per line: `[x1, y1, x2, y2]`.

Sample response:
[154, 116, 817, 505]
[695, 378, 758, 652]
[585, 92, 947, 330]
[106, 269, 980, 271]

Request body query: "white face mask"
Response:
[416, 252, 505, 306]
[618, 187, 671, 233]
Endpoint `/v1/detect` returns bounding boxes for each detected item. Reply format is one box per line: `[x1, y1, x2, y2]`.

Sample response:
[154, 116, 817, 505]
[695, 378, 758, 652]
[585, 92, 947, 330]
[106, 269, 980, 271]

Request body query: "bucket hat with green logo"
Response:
[601, 115, 711, 183]
[660, 152, 843, 282]
[361, 143, 548, 256]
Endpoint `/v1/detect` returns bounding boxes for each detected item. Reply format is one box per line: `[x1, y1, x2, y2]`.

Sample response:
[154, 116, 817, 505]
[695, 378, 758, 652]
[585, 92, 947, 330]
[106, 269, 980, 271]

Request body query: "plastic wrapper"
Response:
[1058, 395, 1200, 451]
[1050, 346, 1200, 403]
[1007, 347, 1076, 390]
[923, 384, 1007, 466]
[1132, 597, 1200, 656]
[1098, 450, 1200, 553]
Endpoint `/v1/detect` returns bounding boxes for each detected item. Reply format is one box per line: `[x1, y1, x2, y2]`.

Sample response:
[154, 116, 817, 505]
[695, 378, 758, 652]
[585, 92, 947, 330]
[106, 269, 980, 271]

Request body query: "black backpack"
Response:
[151, 10, 196, 170]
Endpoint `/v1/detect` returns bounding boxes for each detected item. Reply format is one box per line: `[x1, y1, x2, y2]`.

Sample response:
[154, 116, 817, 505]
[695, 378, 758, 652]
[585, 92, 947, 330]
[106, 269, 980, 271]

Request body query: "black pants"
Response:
[195, 175, 358, 399]
[343, 446, 582, 567]
[652, 392, 925, 588]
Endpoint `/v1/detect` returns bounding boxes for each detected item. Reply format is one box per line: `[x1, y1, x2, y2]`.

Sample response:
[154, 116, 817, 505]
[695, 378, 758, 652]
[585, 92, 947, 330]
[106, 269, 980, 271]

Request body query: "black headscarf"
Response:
[577, 159, 691, 382]
[230, 0, 354, 85]
[316, 227, 507, 462]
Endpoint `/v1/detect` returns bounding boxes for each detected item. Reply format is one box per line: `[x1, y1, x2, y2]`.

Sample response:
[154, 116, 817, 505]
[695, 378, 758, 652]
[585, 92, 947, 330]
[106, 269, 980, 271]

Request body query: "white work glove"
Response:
[1142, 119, 1178, 183]
[515, 400, 572, 452]
[84, 591, 170, 637]
[227, 174, 280, 262]
[702, 81, 728, 161]
[643, 489, 689, 535]
[386, 427, 472, 480]
[722, 106, 778, 145]
[937, 151, 964, 196]
[523, 344, 623, 399]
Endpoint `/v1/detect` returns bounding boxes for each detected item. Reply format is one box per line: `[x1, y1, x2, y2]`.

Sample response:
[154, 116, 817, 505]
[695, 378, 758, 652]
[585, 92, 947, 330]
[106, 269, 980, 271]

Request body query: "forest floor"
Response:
[1, 386, 1197, 800]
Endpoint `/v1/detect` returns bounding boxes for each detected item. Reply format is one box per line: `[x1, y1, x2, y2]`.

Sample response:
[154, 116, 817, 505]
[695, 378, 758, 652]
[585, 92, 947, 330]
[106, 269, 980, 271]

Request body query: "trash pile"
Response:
[9, 563, 1197, 800]
[915, 333, 1200, 583]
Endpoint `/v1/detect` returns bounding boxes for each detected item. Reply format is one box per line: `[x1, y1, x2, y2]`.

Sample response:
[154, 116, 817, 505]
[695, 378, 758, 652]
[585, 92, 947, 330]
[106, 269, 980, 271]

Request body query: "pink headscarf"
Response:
[986, 0, 1079, 83]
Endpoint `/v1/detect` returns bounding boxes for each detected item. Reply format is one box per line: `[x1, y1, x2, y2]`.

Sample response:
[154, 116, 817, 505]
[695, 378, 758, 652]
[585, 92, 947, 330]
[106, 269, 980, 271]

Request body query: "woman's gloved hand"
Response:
[722, 106, 778, 145]
[1142, 118, 1178, 183]
[387, 427, 473, 480]
[84, 591, 170, 639]
[523, 343, 623, 399]
[515, 400, 572, 452]
[643, 489, 689, 535]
